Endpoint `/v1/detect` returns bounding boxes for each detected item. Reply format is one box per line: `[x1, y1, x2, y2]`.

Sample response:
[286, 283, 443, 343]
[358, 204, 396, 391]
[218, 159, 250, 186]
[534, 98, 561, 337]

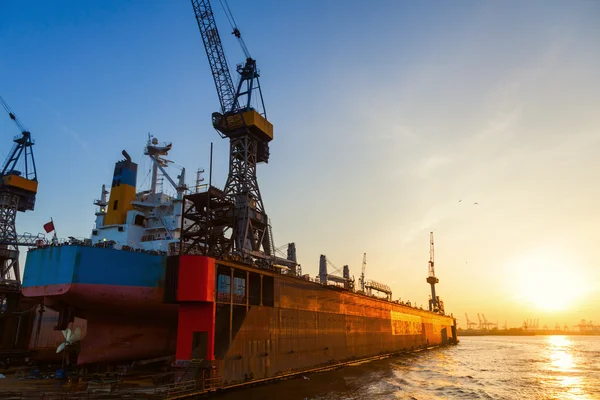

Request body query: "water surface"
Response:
[214, 335, 600, 399]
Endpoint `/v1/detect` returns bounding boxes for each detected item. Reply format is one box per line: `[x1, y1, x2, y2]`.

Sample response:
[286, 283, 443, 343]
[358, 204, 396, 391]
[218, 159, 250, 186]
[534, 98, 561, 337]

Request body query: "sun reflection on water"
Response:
[547, 335, 574, 371]
[542, 336, 592, 399]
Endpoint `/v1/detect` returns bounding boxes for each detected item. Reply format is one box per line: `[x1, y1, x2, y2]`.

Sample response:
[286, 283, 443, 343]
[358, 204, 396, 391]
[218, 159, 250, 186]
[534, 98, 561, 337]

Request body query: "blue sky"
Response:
[2, 0, 600, 327]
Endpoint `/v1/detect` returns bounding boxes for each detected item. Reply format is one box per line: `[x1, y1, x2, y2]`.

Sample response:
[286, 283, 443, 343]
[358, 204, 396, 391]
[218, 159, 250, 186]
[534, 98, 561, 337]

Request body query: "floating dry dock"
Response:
[164, 254, 457, 390]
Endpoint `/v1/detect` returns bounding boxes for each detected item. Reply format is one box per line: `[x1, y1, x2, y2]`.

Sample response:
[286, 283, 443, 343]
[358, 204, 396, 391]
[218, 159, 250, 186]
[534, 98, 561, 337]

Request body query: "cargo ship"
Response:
[22, 135, 187, 364]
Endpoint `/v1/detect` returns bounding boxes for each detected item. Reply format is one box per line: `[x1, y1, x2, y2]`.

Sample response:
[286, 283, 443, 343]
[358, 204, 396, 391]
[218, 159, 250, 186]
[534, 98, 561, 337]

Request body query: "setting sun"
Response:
[509, 248, 586, 312]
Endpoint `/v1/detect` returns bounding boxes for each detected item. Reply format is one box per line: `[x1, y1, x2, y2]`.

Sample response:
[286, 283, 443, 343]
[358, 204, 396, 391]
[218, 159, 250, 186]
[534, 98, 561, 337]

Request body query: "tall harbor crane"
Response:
[426, 232, 444, 313]
[182, 0, 295, 268]
[0, 96, 38, 285]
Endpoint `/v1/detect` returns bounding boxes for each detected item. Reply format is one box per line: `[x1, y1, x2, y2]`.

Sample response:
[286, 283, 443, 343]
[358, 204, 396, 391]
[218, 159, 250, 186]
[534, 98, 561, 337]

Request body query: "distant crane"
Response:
[477, 313, 483, 330]
[359, 253, 366, 292]
[465, 313, 477, 330]
[318, 255, 353, 290]
[426, 232, 443, 314]
[0, 96, 38, 285]
[321, 253, 390, 299]
[573, 319, 600, 332]
[482, 314, 497, 330]
[523, 318, 539, 330]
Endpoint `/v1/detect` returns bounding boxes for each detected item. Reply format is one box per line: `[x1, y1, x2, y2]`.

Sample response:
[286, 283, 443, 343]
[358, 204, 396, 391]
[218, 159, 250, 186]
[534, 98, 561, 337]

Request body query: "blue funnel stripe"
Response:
[112, 161, 137, 188]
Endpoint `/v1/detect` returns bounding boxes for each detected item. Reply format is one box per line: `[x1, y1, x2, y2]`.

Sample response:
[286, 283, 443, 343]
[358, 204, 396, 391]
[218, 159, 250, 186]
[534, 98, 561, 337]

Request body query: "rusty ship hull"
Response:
[167, 256, 457, 385]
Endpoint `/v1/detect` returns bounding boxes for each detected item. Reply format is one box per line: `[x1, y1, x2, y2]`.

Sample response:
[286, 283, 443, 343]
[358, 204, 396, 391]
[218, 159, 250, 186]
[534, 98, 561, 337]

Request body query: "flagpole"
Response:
[51, 217, 57, 243]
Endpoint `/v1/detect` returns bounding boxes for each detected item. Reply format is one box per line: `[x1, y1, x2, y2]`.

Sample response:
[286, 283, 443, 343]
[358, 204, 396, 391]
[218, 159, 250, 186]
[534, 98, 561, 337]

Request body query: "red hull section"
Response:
[27, 306, 87, 361]
[78, 315, 177, 365]
[177, 256, 215, 302]
[26, 283, 178, 364]
[25, 284, 177, 319]
[176, 256, 216, 361]
[176, 304, 216, 361]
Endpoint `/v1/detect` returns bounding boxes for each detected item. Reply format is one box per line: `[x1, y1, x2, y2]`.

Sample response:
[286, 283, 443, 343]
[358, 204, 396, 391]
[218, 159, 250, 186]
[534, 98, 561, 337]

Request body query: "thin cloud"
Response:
[34, 96, 92, 157]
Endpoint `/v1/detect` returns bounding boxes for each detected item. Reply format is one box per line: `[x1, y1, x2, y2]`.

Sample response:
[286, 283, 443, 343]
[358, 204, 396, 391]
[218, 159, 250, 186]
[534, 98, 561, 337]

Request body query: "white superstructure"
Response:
[91, 135, 199, 255]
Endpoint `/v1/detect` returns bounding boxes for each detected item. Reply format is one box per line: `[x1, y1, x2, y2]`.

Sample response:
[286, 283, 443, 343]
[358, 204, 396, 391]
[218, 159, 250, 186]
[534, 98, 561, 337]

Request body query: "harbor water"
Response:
[214, 335, 600, 399]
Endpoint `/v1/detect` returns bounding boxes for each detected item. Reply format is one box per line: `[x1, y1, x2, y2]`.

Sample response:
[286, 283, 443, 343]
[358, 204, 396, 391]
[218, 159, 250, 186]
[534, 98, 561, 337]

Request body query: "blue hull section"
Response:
[22, 245, 167, 288]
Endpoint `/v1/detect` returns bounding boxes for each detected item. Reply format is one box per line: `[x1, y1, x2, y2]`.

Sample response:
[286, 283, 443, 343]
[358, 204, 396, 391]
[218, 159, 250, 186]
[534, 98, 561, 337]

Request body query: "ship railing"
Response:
[16, 232, 49, 247]
[30, 235, 171, 257]
[28, 236, 90, 249]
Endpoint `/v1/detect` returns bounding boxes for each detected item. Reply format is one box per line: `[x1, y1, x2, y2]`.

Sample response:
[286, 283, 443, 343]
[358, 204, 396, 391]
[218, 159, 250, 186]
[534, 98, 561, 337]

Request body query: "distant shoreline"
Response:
[458, 330, 600, 337]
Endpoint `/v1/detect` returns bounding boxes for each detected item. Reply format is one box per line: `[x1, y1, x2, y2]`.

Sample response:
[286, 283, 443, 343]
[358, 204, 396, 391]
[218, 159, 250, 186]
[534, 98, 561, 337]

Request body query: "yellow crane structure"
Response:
[0, 96, 38, 286]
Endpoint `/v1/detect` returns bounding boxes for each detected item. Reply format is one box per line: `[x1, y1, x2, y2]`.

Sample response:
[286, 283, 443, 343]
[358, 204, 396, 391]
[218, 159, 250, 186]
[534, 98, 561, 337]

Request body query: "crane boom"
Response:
[0, 96, 37, 183]
[191, 0, 239, 114]
[0, 97, 37, 211]
[428, 232, 435, 277]
[1, 96, 29, 136]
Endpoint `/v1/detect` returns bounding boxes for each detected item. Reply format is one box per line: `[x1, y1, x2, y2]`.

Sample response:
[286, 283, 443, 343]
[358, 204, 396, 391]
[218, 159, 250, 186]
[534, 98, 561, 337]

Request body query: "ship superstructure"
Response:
[92, 135, 187, 255]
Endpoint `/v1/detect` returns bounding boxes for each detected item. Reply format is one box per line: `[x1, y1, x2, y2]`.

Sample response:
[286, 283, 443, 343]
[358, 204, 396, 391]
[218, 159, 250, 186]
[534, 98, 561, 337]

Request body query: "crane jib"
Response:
[191, 0, 239, 114]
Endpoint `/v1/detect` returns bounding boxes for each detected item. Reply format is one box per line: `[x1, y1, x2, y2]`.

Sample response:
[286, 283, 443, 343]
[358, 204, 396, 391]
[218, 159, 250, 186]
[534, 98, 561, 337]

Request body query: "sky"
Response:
[1, 0, 599, 329]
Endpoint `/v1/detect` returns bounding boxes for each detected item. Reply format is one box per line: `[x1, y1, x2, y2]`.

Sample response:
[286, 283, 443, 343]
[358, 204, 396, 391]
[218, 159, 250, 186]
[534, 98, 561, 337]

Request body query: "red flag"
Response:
[43, 220, 55, 233]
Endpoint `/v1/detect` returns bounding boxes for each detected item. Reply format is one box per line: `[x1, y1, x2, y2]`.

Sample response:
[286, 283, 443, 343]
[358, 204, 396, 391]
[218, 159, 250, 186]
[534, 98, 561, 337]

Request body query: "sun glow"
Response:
[510, 248, 585, 312]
